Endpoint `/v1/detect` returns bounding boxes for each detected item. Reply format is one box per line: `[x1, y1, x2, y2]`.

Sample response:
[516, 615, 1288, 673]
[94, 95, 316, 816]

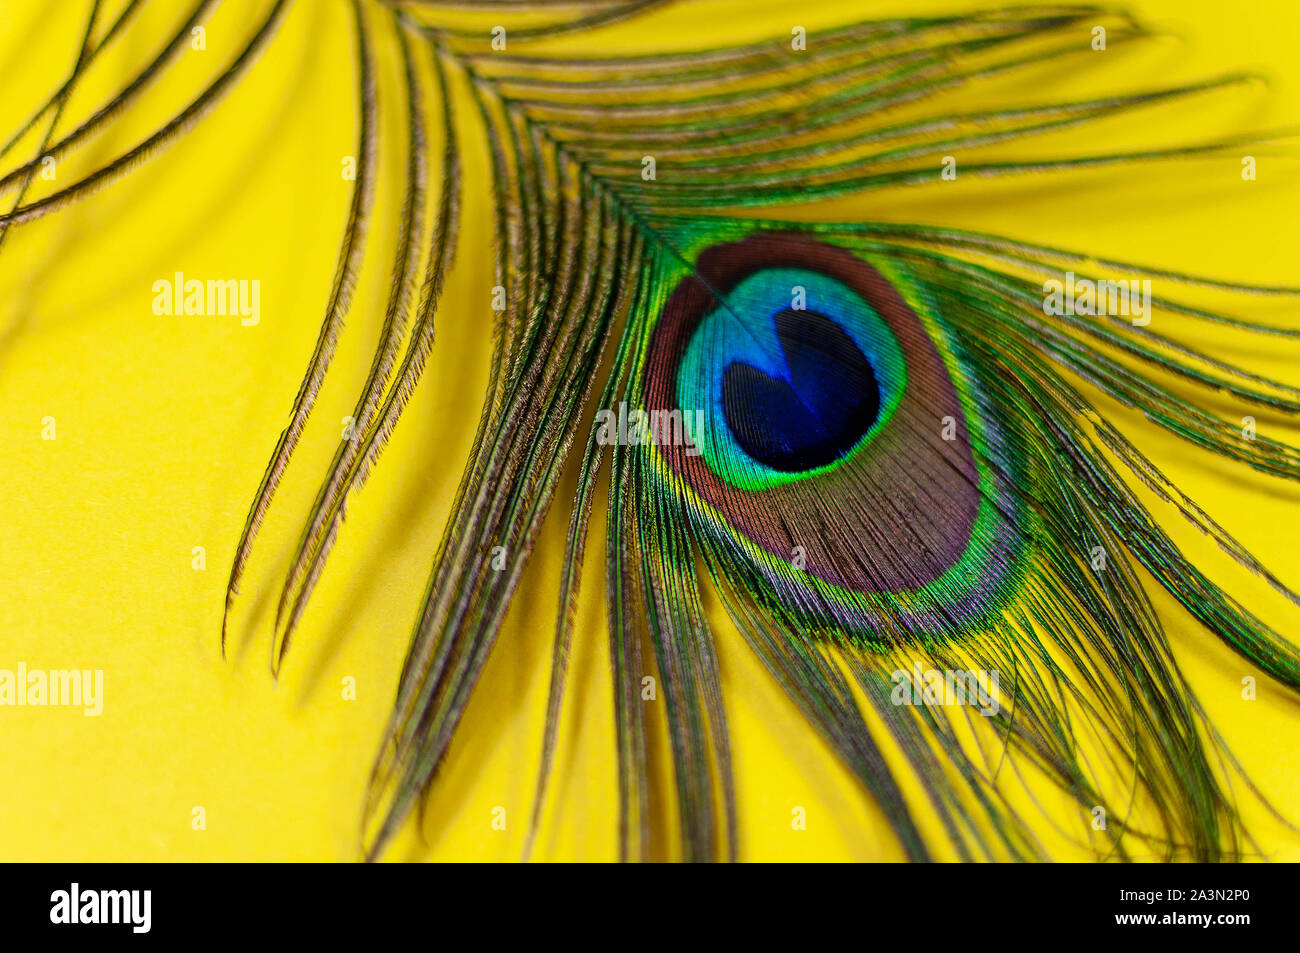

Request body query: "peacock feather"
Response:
[3, 0, 1299, 862]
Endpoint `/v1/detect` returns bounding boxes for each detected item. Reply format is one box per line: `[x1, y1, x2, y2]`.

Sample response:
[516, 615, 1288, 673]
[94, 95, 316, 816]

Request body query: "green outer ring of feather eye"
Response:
[676, 268, 907, 491]
[861, 261, 1036, 631]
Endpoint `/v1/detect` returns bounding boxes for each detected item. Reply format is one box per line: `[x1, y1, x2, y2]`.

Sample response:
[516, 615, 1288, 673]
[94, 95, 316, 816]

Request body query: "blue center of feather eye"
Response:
[676, 267, 907, 489]
[721, 308, 880, 472]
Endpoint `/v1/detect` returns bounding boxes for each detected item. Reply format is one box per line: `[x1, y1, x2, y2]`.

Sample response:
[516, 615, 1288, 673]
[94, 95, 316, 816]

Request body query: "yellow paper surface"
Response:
[1, 0, 1298, 861]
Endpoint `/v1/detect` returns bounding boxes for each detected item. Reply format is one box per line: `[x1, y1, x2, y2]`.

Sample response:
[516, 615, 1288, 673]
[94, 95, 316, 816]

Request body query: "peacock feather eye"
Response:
[646, 232, 1019, 621]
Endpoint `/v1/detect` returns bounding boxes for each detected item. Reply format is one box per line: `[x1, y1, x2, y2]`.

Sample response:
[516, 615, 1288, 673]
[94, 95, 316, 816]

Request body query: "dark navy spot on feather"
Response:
[721, 308, 880, 472]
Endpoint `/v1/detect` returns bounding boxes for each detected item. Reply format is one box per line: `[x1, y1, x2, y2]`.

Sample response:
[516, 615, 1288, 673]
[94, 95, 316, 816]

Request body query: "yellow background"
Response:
[1, 0, 1298, 861]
